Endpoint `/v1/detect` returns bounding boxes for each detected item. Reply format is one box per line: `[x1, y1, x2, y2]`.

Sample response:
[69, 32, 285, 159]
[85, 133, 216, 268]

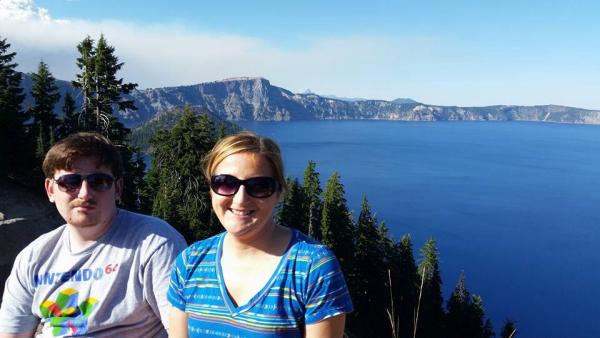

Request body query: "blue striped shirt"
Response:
[168, 229, 353, 337]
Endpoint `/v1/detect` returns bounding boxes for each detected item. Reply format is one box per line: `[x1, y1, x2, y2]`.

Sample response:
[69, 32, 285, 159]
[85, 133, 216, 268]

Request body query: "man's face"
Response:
[44, 156, 123, 229]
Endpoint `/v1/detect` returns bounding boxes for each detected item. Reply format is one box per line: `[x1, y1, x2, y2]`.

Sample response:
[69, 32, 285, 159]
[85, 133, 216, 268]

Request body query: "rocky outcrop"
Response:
[0, 180, 62, 299]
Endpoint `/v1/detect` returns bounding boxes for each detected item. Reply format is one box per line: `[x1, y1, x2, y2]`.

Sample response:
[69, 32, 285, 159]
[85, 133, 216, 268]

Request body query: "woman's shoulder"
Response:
[178, 232, 224, 261]
[289, 229, 338, 263]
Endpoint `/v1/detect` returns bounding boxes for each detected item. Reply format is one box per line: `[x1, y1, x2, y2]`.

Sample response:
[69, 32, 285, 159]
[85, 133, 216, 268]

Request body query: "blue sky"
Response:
[2, 0, 600, 109]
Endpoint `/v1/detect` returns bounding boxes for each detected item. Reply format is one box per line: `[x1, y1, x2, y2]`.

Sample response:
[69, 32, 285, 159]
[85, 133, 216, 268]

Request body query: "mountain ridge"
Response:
[18, 74, 600, 128]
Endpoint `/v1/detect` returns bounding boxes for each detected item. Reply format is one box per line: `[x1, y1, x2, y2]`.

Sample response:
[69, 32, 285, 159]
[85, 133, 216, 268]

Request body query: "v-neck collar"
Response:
[215, 230, 297, 316]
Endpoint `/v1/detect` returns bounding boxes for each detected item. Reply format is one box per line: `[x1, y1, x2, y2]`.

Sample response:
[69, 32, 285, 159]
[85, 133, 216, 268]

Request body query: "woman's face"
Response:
[210, 152, 280, 241]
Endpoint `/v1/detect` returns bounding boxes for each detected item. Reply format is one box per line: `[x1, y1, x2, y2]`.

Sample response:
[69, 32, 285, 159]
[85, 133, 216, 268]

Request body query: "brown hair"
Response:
[203, 131, 287, 194]
[42, 132, 123, 178]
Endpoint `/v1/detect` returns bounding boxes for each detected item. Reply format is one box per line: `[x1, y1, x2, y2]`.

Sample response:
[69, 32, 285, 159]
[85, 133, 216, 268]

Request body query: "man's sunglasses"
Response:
[210, 174, 279, 199]
[53, 173, 116, 193]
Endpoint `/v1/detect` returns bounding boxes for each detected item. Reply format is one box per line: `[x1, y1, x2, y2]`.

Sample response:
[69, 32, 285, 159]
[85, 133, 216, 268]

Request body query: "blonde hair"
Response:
[203, 131, 287, 194]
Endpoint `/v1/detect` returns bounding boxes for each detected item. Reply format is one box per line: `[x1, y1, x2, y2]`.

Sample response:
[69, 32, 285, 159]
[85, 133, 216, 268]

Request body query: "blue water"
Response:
[239, 120, 600, 338]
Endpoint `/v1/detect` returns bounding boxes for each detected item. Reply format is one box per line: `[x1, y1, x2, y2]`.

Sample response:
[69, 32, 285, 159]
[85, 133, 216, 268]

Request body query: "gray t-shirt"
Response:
[0, 209, 187, 337]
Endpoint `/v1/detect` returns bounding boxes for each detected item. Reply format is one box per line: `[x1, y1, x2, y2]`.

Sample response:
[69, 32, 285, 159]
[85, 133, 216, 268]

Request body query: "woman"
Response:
[168, 131, 353, 337]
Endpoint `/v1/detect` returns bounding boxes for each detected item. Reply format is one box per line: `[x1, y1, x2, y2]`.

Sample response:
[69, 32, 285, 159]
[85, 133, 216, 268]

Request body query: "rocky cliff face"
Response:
[123, 77, 600, 127]
[20, 74, 600, 128]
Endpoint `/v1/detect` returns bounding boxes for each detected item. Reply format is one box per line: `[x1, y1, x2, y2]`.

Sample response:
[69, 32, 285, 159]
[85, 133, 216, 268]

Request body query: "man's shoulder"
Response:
[117, 209, 185, 241]
[111, 209, 187, 252]
[12, 224, 67, 268]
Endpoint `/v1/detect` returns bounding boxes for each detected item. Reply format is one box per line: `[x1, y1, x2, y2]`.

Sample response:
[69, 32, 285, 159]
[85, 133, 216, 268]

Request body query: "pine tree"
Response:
[303, 160, 322, 239]
[415, 238, 445, 338]
[351, 197, 388, 337]
[71, 35, 144, 211]
[0, 37, 28, 180]
[58, 91, 78, 138]
[147, 107, 221, 242]
[276, 177, 307, 233]
[389, 234, 419, 338]
[30, 61, 60, 165]
[320, 171, 355, 273]
[446, 272, 494, 338]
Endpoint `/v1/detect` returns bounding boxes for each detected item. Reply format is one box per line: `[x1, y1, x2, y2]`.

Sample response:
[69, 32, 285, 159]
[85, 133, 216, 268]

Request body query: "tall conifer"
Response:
[147, 107, 220, 242]
[302, 160, 322, 239]
[58, 91, 78, 138]
[415, 238, 445, 338]
[0, 37, 27, 180]
[30, 61, 60, 165]
[389, 234, 419, 338]
[352, 197, 388, 337]
[276, 177, 307, 233]
[320, 171, 355, 272]
[71, 35, 143, 211]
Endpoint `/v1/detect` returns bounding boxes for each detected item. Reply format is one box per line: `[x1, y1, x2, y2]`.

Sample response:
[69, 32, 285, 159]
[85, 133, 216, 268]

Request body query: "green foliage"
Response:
[416, 238, 445, 338]
[302, 160, 322, 239]
[390, 234, 419, 338]
[30, 61, 60, 171]
[146, 107, 222, 243]
[275, 177, 307, 233]
[129, 106, 238, 154]
[58, 92, 78, 138]
[446, 272, 493, 338]
[0, 37, 28, 180]
[72, 35, 137, 138]
[350, 197, 389, 337]
[320, 171, 355, 273]
[71, 35, 144, 211]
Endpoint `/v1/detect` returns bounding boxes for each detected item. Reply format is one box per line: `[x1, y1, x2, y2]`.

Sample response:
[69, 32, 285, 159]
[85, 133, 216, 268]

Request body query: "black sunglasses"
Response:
[53, 173, 116, 193]
[210, 174, 279, 199]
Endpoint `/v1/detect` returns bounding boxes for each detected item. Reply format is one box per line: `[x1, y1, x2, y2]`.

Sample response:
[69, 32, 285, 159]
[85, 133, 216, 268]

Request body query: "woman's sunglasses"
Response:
[210, 174, 279, 199]
[53, 173, 116, 193]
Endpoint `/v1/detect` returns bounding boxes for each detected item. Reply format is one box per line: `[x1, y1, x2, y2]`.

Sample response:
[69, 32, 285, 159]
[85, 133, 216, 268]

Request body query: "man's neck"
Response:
[67, 209, 119, 252]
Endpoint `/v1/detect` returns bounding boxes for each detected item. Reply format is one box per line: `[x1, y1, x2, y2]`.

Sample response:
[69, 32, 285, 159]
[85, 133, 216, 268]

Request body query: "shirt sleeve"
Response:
[143, 237, 187, 330]
[167, 250, 188, 311]
[0, 248, 39, 334]
[304, 246, 353, 325]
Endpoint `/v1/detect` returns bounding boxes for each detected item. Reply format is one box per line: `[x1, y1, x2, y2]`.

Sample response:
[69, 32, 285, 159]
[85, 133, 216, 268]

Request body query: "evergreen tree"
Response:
[58, 91, 78, 138]
[446, 272, 494, 338]
[500, 319, 517, 338]
[0, 37, 27, 180]
[320, 171, 355, 272]
[415, 238, 445, 338]
[302, 160, 322, 239]
[276, 177, 307, 233]
[351, 197, 388, 337]
[30, 61, 60, 165]
[147, 107, 221, 242]
[71, 34, 143, 211]
[389, 234, 419, 338]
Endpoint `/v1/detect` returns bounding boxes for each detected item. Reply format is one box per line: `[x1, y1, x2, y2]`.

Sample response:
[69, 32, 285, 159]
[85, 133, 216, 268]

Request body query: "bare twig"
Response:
[508, 328, 517, 338]
[386, 269, 399, 338]
[413, 266, 426, 338]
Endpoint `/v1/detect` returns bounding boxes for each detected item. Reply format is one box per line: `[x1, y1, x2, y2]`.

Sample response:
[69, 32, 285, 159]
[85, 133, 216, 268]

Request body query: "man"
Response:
[0, 132, 187, 337]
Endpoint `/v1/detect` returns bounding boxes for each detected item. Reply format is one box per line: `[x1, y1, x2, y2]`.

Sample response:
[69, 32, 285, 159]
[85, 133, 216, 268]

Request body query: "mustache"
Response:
[71, 200, 96, 207]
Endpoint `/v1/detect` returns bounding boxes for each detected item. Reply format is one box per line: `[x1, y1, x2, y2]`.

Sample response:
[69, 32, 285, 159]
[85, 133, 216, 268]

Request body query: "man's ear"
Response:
[114, 177, 124, 201]
[45, 178, 55, 203]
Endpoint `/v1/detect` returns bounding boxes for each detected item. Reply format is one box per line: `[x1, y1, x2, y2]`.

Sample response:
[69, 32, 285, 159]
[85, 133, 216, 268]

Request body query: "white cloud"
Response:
[0, 0, 431, 100]
[3, 0, 597, 108]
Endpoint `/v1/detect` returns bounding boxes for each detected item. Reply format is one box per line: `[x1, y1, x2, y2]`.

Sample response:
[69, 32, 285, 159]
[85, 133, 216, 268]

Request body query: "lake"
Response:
[239, 120, 600, 338]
